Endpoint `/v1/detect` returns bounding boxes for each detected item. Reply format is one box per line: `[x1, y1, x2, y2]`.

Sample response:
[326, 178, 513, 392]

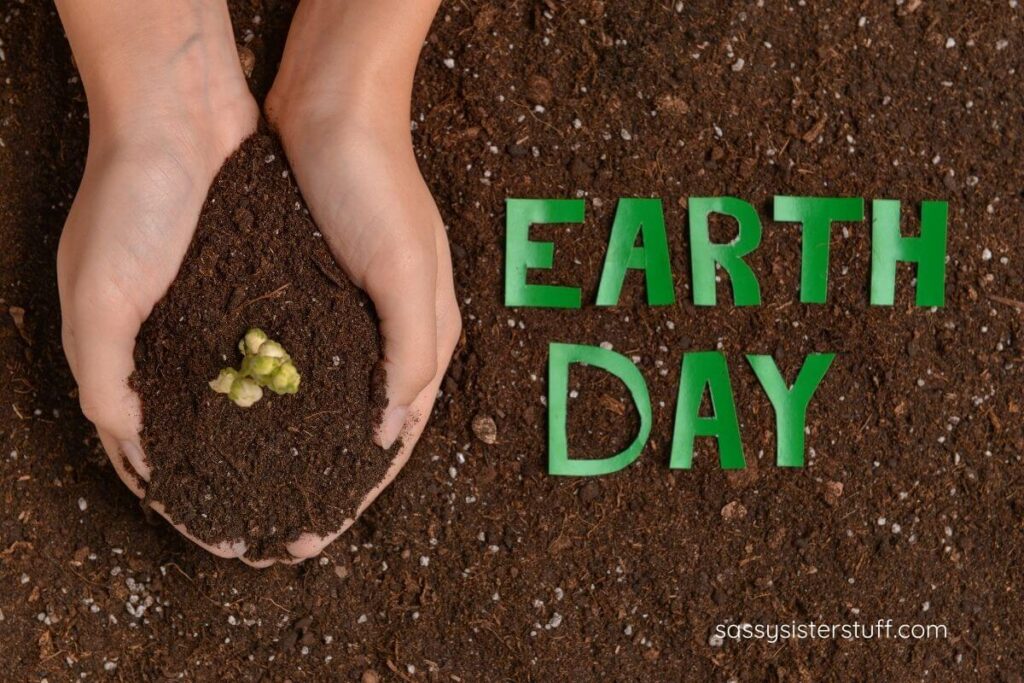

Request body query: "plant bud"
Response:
[216, 328, 300, 406]
[269, 361, 301, 394]
[209, 368, 238, 394]
[247, 354, 281, 378]
[242, 328, 269, 355]
[257, 339, 287, 359]
[229, 376, 263, 408]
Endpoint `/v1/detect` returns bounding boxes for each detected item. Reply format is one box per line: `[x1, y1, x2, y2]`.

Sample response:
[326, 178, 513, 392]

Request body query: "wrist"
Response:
[267, 70, 411, 145]
[86, 80, 257, 177]
[266, 0, 439, 142]
[58, 0, 256, 173]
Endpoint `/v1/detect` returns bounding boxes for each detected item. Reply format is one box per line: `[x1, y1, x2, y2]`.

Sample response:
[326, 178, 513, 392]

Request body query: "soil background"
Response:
[2, 1, 1023, 681]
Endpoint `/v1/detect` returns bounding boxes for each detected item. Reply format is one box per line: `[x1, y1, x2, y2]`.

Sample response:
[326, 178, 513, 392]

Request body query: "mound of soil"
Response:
[130, 129, 392, 559]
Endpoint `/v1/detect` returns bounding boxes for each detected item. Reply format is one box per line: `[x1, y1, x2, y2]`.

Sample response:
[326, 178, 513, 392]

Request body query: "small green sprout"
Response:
[240, 327, 268, 355]
[269, 361, 300, 394]
[257, 340, 286, 358]
[245, 353, 278, 377]
[211, 328, 301, 407]
[209, 368, 238, 394]
[229, 376, 263, 408]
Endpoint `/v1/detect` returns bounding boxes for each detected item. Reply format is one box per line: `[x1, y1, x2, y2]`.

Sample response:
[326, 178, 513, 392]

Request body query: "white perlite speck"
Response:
[78, 497, 88, 511]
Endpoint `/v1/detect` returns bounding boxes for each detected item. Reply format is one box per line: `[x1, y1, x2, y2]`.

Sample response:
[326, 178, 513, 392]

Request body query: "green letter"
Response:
[773, 196, 865, 304]
[747, 353, 835, 467]
[505, 198, 584, 308]
[548, 343, 651, 476]
[669, 351, 745, 469]
[870, 200, 948, 306]
[596, 198, 675, 306]
[689, 197, 762, 306]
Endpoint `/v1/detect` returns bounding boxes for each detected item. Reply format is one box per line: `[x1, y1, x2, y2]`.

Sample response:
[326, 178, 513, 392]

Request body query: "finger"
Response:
[97, 428, 145, 498]
[365, 245, 438, 446]
[362, 243, 439, 449]
[285, 517, 355, 561]
[146, 499, 247, 560]
[61, 318, 81, 382]
[238, 555, 277, 569]
[64, 279, 152, 480]
[66, 316, 149, 481]
[286, 226, 461, 561]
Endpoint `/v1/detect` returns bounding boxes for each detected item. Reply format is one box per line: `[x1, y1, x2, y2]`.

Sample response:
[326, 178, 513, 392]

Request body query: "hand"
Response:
[264, 0, 459, 561]
[55, 1, 261, 562]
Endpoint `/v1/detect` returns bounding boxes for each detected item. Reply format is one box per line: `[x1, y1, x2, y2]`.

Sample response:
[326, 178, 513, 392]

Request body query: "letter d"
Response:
[547, 343, 651, 476]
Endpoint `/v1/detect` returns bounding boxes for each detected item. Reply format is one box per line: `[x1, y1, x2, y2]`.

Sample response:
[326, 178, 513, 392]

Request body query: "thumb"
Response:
[62, 281, 151, 480]
[362, 249, 438, 449]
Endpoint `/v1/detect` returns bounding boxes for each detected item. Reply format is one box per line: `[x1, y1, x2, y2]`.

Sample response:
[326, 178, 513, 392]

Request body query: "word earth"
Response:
[506, 196, 949, 308]
[547, 343, 834, 476]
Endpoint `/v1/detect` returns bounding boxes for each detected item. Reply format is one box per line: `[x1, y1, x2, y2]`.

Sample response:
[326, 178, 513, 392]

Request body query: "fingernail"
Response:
[378, 406, 408, 450]
[118, 440, 151, 480]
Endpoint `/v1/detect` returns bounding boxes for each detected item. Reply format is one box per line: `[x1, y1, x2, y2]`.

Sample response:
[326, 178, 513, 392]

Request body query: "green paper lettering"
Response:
[870, 199, 948, 307]
[773, 196, 865, 304]
[596, 198, 675, 306]
[747, 353, 835, 468]
[669, 351, 745, 470]
[548, 343, 652, 476]
[505, 198, 584, 308]
[689, 197, 762, 307]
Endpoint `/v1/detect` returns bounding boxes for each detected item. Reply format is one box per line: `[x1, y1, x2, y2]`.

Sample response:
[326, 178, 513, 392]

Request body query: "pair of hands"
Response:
[56, 1, 458, 566]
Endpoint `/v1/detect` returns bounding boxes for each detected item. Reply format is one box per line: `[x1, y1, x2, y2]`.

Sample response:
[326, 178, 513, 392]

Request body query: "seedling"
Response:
[210, 328, 301, 407]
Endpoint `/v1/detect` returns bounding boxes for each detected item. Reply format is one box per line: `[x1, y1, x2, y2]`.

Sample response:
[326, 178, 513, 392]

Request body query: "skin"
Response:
[55, 0, 459, 566]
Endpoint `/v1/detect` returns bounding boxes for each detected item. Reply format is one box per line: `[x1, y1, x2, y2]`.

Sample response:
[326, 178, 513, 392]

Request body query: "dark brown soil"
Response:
[2, 1, 1023, 681]
[130, 129, 391, 560]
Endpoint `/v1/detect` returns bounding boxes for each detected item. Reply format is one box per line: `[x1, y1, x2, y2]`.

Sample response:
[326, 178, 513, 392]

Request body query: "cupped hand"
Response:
[264, 89, 461, 562]
[58, 88, 260, 561]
